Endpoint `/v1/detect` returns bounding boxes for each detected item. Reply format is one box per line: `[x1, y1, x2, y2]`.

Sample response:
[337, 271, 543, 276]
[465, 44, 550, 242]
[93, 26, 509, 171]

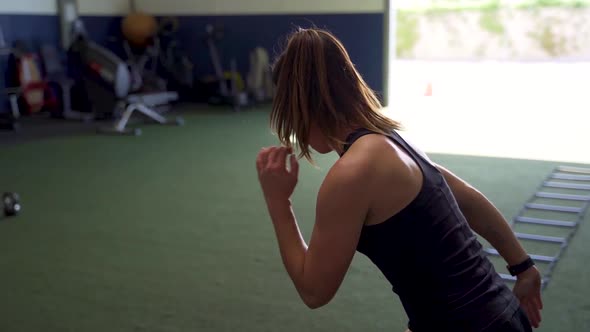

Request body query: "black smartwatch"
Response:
[507, 256, 535, 276]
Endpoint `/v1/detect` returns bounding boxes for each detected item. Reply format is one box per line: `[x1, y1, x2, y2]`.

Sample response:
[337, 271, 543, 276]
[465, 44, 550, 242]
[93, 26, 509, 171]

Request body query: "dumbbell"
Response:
[3, 192, 21, 217]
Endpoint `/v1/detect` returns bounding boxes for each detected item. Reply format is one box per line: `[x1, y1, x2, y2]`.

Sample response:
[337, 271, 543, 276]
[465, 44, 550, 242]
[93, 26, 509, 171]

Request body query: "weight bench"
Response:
[98, 91, 183, 136]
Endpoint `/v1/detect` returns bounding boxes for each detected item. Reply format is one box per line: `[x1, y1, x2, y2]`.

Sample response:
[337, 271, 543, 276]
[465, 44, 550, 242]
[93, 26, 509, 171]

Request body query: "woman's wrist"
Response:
[266, 197, 293, 221]
[507, 255, 536, 277]
[516, 265, 540, 280]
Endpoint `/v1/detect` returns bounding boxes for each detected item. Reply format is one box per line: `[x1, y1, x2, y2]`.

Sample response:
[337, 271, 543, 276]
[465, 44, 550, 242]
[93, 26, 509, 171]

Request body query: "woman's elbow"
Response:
[300, 291, 334, 309]
[303, 296, 329, 309]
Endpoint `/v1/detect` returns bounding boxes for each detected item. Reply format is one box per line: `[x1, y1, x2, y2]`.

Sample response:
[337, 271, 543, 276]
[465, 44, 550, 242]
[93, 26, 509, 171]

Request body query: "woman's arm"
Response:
[265, 166, 369, 308]
[434, 164, 529, 266]
[434, 163, 543, 328]
[256, 146, 371, 309]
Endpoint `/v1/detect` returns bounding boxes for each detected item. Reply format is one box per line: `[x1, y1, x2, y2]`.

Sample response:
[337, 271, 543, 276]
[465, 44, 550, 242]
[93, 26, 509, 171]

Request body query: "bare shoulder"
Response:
[332, 133, 423, 224]
[337, 133, 422, 182]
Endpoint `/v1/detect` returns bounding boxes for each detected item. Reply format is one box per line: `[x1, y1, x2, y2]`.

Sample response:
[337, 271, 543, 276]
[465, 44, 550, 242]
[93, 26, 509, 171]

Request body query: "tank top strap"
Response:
[388, 130, 436, 168]
[340, 128, 439, 176]
[340, 128, 376, 156]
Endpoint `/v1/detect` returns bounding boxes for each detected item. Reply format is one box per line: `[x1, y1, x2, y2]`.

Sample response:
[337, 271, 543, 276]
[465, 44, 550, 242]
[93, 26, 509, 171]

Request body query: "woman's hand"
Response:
[256, 146, 299, 203]
[513, 266, 543, 328]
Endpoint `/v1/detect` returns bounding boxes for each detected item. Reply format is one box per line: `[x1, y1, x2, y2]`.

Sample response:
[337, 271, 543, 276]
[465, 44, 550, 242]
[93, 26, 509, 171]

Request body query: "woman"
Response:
[255, 28, 542, 332]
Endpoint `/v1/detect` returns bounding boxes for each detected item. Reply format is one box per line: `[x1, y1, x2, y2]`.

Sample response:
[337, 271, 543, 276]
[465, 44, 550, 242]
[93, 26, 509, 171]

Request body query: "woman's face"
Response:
[308, 122, 333, 154]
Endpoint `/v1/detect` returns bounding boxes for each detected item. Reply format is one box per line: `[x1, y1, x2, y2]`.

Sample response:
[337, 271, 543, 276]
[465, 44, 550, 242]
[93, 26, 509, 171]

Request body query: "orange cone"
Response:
[424, 82, 432, 96]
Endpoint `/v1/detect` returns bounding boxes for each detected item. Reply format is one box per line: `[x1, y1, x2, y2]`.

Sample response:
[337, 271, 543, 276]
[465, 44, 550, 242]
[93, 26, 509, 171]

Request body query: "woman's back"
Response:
[341, 128, 519, 331]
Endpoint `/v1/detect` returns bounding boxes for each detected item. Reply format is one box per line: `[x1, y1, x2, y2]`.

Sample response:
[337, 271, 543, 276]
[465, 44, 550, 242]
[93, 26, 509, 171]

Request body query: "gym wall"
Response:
[0, 0, 128, 53]
[134, 0, 383, 15]
[0, 0, 130, 14]
[134, 0, 387, 94]
[0, 0, 386, 97]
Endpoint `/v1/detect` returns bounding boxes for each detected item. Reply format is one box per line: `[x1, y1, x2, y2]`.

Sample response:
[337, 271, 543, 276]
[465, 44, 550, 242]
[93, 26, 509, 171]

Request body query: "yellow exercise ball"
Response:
[121, 12, 158, 47]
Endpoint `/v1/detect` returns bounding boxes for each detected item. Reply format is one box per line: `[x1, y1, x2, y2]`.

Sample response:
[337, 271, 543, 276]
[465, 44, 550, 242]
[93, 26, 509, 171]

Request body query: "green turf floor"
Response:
[1, 106, 589, 331]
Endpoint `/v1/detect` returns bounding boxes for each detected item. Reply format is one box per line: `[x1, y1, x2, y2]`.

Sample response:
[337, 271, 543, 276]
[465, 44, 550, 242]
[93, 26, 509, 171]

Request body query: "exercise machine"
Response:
[0, 25, 21, 131]
[203, 24, 247, 111]
[122, 38, 164, 93]
[156, 17, 195, 100]
[69, 32, 182, 136]
[41, 44, 94, 122]
[59, 0, 182, 135]
[246, 47, 274, 103]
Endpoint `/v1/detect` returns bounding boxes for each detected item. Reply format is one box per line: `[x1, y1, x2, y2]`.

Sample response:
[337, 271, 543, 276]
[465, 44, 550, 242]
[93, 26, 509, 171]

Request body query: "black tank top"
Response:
[341, 129, 520, 332]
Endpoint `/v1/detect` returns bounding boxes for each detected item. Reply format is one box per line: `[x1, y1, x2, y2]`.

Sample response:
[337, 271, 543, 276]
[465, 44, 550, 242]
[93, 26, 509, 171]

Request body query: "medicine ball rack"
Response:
[484, 165, 590, 290]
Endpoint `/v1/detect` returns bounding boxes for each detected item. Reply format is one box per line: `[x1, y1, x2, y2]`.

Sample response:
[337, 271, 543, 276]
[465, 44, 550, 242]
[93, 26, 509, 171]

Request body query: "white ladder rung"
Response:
[557, 166, 590, 175]
[544, 181, 590, 191]
[515, 216, 578, 228]
[535, 192, 590, 202]
[525, 203, 583, 214]
[552, 173, 590, 181]
[515, 232, 567, 244]
[485, 248, 556, 263]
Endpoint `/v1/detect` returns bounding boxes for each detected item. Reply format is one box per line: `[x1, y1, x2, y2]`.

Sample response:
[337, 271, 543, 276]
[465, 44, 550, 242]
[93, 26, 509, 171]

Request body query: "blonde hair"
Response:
[271, 28, 401, 162]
